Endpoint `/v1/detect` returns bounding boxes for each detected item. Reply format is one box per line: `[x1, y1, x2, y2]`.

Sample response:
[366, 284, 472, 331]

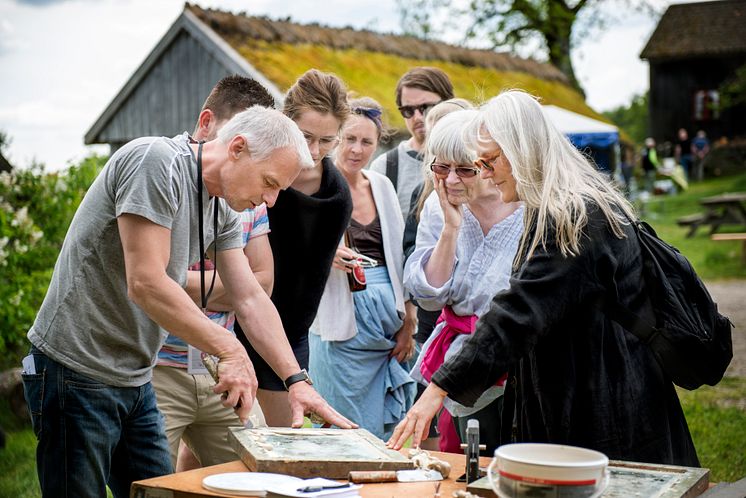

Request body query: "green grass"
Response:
[0, 392, 39, 498]
[677, 377, 746, 482]
[0, 429, 39, 498]
[637, 171, 746, 279]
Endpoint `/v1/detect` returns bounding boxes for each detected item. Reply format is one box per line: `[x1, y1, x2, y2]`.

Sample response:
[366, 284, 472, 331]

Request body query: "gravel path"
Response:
[705, 280, 746, 379]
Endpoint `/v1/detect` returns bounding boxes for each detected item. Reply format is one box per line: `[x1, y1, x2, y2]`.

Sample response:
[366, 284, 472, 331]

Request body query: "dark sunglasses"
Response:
[398, 102, 440, 119]
[430, 160, 481, 178]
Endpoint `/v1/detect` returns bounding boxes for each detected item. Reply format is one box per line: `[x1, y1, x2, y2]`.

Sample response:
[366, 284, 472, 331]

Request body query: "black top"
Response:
[348, 216, 387, 268]
[432, 205, 699, 467]
[677, 137, 692, 156]
[641, 147, 657, 172]
[403, 182, 441, 344]
[237, 157, 352, 344]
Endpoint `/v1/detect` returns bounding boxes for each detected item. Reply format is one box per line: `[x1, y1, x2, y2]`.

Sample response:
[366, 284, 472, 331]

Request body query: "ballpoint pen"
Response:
[296, 482, 351, 493]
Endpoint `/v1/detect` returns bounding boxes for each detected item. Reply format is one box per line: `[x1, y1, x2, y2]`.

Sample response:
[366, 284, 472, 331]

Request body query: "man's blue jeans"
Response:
[22, 347, 173, 498]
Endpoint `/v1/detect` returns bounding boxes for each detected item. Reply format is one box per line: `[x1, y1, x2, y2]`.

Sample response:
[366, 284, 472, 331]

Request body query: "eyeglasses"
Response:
[473, 152, 501, 172]
[302, 131, 339, 150]
[398, 102, 441, 119]
[430, 160, 480, 179]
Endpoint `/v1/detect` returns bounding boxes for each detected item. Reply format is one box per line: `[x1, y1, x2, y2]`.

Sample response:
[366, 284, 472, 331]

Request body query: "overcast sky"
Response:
[0, 0, 689, 170]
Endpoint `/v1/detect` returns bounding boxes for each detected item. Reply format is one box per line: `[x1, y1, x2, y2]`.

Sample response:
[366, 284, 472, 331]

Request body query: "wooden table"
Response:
[130, 450, 488, 498]
[696, 192, 746, 236]
[129, 451, 714, 498]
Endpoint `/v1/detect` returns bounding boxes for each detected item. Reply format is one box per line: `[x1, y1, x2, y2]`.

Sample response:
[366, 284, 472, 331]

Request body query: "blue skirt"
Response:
[309, 266, 416, 440]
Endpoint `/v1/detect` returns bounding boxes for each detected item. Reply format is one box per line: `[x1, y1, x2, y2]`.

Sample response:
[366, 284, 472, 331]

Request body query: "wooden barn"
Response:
[640, 0, 746, 143]
[85, 3, 602, 151]
[0, 151, 12, 173]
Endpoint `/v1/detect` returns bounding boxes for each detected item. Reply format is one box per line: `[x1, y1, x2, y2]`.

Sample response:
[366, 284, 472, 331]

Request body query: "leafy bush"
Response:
[0, 156, 105, 367]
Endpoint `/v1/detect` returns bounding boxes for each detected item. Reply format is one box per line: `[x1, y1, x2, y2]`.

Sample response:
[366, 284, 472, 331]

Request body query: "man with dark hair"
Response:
[152, 75, 276, 471]
[370, 66, 454, 215]
[194, 75, 276, 137]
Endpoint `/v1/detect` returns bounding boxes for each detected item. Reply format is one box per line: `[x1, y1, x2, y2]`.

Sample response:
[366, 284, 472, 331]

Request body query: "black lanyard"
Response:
[196, 141, 219, 312]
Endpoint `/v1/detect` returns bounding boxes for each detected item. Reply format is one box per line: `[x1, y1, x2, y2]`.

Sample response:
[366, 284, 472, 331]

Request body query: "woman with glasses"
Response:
[404, 110, 523, 454]
[389, 91, 699, 468]
[310, 97, 417, 439]
[235, 70, 353, 427]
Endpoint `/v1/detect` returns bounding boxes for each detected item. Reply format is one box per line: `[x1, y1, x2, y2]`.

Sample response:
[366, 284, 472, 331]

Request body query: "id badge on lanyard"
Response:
[187, 345, 210, 375]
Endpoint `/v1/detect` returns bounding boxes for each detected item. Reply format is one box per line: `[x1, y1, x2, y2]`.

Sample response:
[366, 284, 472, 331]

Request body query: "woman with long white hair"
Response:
[404, 109, 523, 455]
[389, 90, 699, 467]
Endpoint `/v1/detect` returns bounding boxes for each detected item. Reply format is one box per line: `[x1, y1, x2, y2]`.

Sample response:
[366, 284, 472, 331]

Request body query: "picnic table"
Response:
[676, 192, 746, 238]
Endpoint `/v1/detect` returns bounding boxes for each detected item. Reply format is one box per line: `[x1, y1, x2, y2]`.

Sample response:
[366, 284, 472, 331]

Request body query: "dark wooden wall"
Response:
[648, 54, 746, 143]
[96, 30, 232, 149]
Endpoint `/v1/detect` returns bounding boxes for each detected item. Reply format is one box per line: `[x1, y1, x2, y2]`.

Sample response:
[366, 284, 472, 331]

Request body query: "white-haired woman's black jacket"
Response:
[432, 204, 699, 467]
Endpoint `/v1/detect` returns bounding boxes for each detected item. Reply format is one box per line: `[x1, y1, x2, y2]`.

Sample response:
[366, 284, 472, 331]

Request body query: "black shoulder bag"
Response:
[602, 218, 733, 390]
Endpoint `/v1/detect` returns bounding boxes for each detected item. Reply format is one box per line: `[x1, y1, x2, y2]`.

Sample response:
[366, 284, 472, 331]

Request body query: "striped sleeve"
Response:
[240, 203, 270, 246]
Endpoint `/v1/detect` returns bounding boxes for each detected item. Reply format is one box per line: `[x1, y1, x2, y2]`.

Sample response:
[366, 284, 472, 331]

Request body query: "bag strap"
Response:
[385, 148, 399, 191]
[598, 216, 661, 345]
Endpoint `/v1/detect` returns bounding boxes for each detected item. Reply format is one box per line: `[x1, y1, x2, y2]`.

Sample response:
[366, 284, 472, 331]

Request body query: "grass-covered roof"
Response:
[186, 3, 607, 129]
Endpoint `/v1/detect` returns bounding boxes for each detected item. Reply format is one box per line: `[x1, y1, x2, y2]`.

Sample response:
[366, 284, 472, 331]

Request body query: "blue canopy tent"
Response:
[543, 105, 620, 174]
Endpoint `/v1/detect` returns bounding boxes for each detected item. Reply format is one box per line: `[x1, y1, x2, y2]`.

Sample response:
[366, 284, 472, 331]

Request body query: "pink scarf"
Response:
[420, 306, 477, 382]
[420, 306, 507, 387]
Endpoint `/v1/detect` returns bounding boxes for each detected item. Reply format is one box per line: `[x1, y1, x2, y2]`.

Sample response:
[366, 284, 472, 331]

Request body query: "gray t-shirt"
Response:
[369, 140, 424, 217]
[28, 133, 243, 387]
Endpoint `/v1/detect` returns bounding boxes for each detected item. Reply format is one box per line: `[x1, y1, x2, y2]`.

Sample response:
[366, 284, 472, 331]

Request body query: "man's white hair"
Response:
[217, 105, 314, 169]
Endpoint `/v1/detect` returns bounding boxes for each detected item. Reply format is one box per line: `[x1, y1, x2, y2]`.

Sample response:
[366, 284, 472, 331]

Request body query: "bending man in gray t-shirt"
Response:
[23, 106, 356, 498]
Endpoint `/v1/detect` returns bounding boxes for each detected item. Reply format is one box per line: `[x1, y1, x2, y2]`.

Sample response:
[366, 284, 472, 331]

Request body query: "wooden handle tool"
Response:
[348, 471, 399, 483]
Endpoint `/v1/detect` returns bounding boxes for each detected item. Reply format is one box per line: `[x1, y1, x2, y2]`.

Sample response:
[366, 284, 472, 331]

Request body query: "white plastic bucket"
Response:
[487, 443, 609, 498]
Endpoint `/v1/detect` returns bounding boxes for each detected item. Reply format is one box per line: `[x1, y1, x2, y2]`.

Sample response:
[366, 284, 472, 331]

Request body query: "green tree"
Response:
[719, 63, 746, 111]
[469, 0, 587, 93]
[397, 0, 655, 96]
[603, 91, 648, 145]
[396, 0, 453, 40]
[0, 130, 10, 152]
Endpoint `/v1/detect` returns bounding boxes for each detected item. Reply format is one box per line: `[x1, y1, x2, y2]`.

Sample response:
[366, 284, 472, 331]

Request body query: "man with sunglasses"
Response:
[370, 66, 454, 216]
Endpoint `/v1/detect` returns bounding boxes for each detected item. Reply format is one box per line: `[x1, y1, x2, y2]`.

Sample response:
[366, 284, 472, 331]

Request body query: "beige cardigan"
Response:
[311, 169, 406, 341]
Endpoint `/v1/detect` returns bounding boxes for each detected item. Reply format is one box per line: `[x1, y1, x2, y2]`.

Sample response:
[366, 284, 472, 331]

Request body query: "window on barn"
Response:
[693, 90, 721, 121]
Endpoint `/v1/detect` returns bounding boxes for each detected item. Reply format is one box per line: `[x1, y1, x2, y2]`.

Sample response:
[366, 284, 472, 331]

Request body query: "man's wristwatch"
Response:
[283, 369, 313, 390]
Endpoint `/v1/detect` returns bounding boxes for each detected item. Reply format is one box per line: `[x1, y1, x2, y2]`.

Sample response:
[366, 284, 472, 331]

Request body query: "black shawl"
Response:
[432, 206, 700, 467]
[260, 157, 352, 342]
